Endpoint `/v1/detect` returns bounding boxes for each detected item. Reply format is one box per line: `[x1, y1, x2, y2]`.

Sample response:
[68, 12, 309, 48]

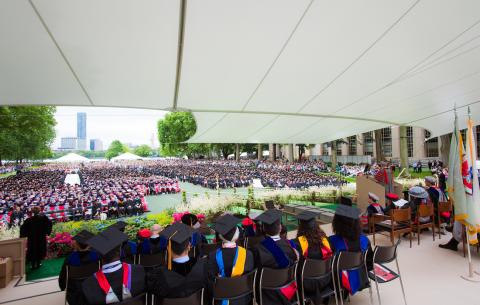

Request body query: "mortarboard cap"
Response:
[297, 210, 318, 228]
[73, 230, 94, 245]
[160, 222, 193, 245]
[160, 222, 193, 270]
[256, 209, 282, 225]
[334, 205, 361, 220]
[107, 220, 127, 231]
[213, 214, 240, 236]
[87, 227, 128, 256]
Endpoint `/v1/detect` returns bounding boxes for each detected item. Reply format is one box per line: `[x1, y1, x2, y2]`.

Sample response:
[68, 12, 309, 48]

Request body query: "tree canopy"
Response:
[105, 140, 129, 160]
[0, 106, 56, 164]
[157, 112, 200, 157]
[134, 144, 153, 157]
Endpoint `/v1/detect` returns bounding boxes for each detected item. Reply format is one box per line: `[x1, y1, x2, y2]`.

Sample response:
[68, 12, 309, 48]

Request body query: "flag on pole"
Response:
[464, 108, 480, 244]
[448, 111, 468, 224]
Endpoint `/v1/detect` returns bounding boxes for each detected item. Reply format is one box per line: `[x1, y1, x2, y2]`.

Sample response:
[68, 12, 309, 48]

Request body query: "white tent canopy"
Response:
[111, 152, 143, 161]
[54, 153, 90, 163]
[2, 1, 480, 143]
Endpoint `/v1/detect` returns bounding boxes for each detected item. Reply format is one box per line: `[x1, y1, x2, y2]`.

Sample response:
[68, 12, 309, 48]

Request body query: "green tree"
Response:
[0, 106, 56, 164]
[134, 145, 153, 157]
[212, 144, 235, 159]
[157, 112, 201, 157]
[105, 140, 128, 160]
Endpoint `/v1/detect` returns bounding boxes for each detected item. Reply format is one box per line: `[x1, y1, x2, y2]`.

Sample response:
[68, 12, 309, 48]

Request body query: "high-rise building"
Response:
[77, 112, 87, 150]
[90, 139, 103, 151]
[60, 137, 78, 150]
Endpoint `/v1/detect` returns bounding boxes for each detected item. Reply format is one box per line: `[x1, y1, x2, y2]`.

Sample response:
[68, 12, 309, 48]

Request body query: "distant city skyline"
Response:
[53, 107, 167, 149]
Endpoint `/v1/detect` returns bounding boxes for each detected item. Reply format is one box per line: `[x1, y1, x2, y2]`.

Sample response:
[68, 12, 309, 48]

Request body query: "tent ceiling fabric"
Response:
[2, 0, 480, 143]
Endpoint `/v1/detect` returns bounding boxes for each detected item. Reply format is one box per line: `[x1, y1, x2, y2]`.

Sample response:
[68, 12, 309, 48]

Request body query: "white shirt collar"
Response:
[102, 260, 122, 273]
[268, 235, 281, 241]
[173, 255, 190, 263]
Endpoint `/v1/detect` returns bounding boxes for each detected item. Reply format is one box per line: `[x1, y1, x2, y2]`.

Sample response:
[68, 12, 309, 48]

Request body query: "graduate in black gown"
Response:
[59, 230, 99, 305]
[290, 211, 333, 305]
[108, 221, 137, 263]
[147, 222, 208, 300]
[252, 209, 298, 305]
[207, 214, 255, 305]
[81, 227, 146, 305]
[20, 206, 52, 269]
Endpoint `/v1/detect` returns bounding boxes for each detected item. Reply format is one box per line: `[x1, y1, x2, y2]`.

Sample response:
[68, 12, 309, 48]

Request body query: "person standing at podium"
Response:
[20, 206, 52, 269]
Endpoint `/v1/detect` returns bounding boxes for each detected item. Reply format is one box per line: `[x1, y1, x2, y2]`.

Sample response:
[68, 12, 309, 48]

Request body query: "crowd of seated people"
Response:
[0, 166, 179, 226]
[58, 206, 373, 305]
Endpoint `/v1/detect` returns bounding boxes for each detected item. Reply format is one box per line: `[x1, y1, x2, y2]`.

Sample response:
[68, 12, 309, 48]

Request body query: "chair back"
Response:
[115, 293, 146, 305]
[156, 289, 203, 305]
[246, 236, 263, 249]
[302, 257, 332, 279]
[438, 201, 452, 213]
[138, 253, 164, 268]
[373, 241, 399, 264]
[392, 208, 411, 223]
[212, 270, 257, 300]
[336, 251, 363, 271]
[418, 204, 434, 217]
[68, 261, 100, 280]
[260, 263, 297, 289]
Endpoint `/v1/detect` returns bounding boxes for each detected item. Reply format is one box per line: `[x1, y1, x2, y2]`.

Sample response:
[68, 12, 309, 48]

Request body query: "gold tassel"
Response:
[167, 231, 178, 271]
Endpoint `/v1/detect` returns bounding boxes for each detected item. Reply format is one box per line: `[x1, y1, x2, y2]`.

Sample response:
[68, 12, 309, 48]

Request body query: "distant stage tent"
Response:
[2, 1, 480, 143]
[111, 152, 143, 162]
[53, 153, 90, 163]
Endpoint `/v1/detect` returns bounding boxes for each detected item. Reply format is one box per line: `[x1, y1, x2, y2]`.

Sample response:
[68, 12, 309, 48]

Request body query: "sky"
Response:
[53, 106, 167, 149]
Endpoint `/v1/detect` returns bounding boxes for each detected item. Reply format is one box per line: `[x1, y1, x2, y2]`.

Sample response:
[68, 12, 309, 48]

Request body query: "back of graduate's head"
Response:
[263, 220, 281, 236]
[332, 213, 360, 241]
[102, 247, 121, 264]
[171, 239, 191, 257]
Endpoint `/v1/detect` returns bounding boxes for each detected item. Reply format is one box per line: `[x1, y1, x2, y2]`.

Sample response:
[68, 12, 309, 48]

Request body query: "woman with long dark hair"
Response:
[290, 211, 333, 305]
[329, 205, 373, 297]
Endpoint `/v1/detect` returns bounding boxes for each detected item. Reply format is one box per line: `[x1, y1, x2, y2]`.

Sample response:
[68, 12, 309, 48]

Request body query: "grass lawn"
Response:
[393, 168, 433, 179]
[0, 171, 16, 179]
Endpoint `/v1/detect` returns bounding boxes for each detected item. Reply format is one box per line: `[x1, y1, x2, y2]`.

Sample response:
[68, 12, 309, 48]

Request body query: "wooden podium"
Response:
[356, 175, 403, 211]
[0, 238, 27, 277]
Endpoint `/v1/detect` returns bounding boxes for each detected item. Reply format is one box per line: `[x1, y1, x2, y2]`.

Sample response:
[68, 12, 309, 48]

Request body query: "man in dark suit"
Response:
[81, 227, 146, 304]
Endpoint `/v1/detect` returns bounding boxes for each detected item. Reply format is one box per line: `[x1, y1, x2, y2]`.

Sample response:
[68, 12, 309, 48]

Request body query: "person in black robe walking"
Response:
[252, 209, 298, 305]
[58, 230, 99, 305]
[207, 214, 255, 305]
[20, 206, 52, 269]
[81, 227, 146, 305]
[147, 222, 208, 300]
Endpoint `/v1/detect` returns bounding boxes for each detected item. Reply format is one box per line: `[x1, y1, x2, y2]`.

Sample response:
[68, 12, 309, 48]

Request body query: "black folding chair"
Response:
[333, 251, 373, 305]
[212, 270, 257, 305]
[114, 293, 147, 305]
[258, 263, 299, 305]
[299, 258, 337, 305]
[153, 289, 204, 305]
[65, 261, 100, 305]
[368, 241, 407, 305]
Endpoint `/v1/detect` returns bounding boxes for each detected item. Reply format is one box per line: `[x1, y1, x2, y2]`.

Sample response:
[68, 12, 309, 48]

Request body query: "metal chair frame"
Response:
[369, 240, 407, 305]
[299, 257, 337, 305]
[258, 263, 300, 305]
[211, 269, 257, 305]
[152, 288, 204, 305]
[64, 261, 101, 305]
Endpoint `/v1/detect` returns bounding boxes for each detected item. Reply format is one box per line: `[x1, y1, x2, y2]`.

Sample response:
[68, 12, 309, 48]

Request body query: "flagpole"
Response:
[461, 106, 480, 282]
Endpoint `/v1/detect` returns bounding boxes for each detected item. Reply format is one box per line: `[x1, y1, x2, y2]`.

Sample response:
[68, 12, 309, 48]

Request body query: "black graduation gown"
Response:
[291, 238, 332, 305]
[58, 250, 99, 305]
[253, 238, 298, 305]
[19, 214, 52, 262]
[207, 247, 255, 305]
[81, 264, 146, 305]
[147, 258, 208, 299]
